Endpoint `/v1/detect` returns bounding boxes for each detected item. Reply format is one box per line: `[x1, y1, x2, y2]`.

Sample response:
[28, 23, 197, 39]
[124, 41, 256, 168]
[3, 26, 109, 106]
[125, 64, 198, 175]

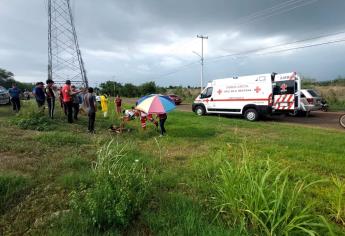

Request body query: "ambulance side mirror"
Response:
[211, 98, 213, 101]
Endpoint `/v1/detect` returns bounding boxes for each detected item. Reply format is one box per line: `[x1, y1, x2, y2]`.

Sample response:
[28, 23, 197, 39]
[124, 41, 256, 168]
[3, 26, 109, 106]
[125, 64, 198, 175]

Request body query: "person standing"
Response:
[34, 82, 46, 110]
[158, 113, 167, 136]
[71, 85, 81, 120]
[61, 80, 79, 123]
[85, 87, 97, 133]
[114, 95, 122, 114]
[8, 83, 21, 112]
[45, 79, 55, 119]
[100, 94, 108, 117]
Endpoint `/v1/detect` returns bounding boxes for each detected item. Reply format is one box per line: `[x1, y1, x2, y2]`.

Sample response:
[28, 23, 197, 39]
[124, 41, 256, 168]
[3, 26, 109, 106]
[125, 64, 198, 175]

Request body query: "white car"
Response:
[300, 89, 322, 112]
[0, 86, 10, 105]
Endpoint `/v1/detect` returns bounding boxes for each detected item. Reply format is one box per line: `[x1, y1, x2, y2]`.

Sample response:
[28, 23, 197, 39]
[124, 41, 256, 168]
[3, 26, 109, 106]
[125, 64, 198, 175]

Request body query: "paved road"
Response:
[176, 103, 344, 131]
[123, 98, 344, 131]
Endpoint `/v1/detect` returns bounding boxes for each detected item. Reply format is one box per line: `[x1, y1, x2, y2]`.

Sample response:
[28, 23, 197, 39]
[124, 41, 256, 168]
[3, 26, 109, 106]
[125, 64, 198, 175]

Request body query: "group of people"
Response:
[8, 80, 167, 135]
[119, 106, 167, 136]
[28, 79, 98, 133]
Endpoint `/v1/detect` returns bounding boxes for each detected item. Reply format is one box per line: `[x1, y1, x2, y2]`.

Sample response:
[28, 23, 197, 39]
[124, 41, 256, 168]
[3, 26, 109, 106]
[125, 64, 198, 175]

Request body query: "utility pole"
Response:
[197, 35, 208, 92]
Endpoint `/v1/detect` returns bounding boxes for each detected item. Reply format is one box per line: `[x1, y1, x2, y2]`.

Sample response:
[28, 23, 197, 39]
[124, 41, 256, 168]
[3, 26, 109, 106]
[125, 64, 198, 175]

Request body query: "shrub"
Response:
[213, 159, 332, 235]
[11, 110, 52, 131]
[71, 140, 151, 231]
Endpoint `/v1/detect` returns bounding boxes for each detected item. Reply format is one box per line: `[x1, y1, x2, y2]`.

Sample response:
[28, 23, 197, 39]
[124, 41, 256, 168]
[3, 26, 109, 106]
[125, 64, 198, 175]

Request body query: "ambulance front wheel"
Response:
[195, 106, 206, 116]
[244, 109, 258, 121]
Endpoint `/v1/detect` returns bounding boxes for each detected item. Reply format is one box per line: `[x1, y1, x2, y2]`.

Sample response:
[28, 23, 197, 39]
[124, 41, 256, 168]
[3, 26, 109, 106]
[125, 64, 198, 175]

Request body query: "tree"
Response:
[99, 81, 123, 96]
[0, 68, 33, 91]
[139, 81, 157, 95]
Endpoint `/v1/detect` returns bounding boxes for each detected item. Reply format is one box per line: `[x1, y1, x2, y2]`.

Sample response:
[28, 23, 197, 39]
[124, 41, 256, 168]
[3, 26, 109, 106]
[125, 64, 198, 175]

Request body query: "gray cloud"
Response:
[0, 0, 345, 87]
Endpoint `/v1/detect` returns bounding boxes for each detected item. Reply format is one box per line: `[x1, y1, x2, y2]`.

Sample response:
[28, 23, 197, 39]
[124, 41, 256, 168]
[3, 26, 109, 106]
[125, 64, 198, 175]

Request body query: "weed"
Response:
[70, 140, 152, 231]
[213, 159, 332, 235]
[329, 176, 345, 226]
[11, 109, 53, 131]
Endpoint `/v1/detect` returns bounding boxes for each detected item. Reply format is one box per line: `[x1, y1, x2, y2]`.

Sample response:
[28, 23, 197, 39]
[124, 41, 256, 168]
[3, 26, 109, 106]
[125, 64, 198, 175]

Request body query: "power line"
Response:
[256, 38, 345, 56]
[207, 30, 345, 62]
[233, 0, 319, 28]
[150, 0, 321, 79]
[153, 32, 345, 79]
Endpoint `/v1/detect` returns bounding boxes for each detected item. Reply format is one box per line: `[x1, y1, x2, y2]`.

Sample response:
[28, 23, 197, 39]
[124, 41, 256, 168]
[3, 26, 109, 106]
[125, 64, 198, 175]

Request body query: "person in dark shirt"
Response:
[71, 85, 81, 120]
[158, 113, 167, 136]
[8, 83, 21, 112]
[85, 87, 97, 133]
[34, 82, 46, 110]
[45, 79, 55, 119]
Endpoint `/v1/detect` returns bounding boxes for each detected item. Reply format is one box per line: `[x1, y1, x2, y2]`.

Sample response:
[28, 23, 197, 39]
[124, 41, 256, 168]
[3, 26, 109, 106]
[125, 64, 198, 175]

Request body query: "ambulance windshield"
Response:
[200, 87, 213, 98]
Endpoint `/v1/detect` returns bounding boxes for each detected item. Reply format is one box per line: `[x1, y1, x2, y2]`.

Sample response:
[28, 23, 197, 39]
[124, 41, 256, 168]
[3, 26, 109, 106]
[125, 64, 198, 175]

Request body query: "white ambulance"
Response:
[192, 72, 302, 121]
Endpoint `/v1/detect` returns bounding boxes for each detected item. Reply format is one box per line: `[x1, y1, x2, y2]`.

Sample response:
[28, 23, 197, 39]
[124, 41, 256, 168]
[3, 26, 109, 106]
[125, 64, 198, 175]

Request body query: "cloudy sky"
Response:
[1, 0, 345, 87]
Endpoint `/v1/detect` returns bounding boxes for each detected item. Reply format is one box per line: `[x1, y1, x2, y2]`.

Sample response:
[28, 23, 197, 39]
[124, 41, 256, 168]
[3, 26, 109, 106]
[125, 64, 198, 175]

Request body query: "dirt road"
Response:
[175, 103, 344, 131]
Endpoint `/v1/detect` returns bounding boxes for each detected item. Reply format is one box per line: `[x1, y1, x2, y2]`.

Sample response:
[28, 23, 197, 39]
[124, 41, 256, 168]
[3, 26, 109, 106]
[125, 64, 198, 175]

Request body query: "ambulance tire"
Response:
[195, 106, 206, 116]
[244, 109, 258, 121]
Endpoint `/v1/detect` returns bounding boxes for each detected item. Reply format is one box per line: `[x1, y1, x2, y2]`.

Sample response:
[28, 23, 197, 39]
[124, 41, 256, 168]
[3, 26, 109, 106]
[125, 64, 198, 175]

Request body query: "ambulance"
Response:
[192, 72, 302, 121]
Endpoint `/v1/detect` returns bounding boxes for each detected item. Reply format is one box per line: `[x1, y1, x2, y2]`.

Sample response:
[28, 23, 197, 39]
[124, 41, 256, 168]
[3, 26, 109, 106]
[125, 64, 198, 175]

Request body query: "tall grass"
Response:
[213, 158, 332, 235]
[329, 176, 345, 226]
[70, 140, 152, 231]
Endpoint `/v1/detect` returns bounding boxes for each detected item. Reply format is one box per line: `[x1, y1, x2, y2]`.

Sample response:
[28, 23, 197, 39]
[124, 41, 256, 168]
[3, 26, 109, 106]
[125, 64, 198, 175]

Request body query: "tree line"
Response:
[0, 68, 33, 91]
[302, 76, 345, 87]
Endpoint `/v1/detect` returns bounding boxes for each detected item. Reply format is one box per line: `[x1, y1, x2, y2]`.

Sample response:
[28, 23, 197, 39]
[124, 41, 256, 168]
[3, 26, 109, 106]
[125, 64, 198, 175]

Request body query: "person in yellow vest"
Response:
[100, 94, 108, 117]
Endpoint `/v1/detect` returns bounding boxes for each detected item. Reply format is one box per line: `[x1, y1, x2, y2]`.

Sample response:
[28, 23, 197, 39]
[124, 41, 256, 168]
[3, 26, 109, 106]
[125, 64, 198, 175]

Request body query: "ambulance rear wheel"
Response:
[244, 109, 258, 121]
[195, 106, 206, 116]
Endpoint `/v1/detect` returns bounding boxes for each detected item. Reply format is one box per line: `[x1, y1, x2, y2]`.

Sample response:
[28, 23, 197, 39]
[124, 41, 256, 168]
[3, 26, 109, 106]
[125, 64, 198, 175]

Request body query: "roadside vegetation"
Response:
[302, 77, 345, 111]
[0, 100, 344, 235]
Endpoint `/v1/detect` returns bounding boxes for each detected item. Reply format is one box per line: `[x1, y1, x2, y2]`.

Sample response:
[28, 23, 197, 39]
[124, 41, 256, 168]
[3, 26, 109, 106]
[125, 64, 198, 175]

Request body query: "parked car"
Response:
[300, 89, 322, 112]
[168, 94, 182, 105]
[0, 86, 10, 105]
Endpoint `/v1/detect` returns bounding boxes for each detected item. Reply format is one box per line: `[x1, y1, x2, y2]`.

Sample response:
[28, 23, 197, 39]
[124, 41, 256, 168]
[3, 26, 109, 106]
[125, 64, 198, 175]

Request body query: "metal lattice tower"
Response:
[48, 0, 89, 87]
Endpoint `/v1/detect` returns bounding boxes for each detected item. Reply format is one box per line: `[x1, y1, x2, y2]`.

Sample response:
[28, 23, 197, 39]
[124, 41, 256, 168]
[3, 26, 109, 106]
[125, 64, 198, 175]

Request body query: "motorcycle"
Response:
[320, 99, 329, 112]
[340, 114, 345, 128]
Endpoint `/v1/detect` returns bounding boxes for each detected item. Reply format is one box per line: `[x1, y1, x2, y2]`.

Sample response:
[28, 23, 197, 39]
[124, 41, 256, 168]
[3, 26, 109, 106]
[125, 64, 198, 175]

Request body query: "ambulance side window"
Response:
[201, 87, 213, 98]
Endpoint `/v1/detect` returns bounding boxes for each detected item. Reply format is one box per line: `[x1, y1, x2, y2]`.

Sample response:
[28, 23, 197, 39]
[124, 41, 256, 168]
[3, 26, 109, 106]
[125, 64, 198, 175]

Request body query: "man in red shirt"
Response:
[61, 80, 79, 123]
[114, 95, 122, 114]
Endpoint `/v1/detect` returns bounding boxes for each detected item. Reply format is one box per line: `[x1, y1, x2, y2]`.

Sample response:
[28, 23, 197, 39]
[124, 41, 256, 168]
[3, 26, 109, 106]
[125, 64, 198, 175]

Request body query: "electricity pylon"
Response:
[48, 0, 89, 87]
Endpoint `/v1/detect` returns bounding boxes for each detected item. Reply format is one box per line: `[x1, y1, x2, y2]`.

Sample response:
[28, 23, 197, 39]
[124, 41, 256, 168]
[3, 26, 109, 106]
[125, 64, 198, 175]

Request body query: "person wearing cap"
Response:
[45, 79, 55, 119]
[34, 82, 46, 110]
[61, 80, 80, 123]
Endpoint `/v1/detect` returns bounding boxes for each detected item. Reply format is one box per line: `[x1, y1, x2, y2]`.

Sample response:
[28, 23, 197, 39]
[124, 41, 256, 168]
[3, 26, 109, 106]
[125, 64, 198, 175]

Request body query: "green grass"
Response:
[0, 172, 31, 213]
[0, 100, 345, 235]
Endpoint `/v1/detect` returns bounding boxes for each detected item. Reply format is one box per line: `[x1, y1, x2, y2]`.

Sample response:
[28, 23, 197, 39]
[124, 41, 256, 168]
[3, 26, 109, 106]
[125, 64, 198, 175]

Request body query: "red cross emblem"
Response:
[254, 86, 261, 93]
[217, 89, 222, 95]
[204, 98, 209, 103]
[280, 83, 287, 92]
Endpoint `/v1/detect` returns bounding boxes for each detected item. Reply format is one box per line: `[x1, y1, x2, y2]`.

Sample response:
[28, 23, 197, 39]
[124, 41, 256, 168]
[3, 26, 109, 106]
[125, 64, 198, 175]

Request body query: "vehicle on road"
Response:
[168, 94, 182, 105]
[192, 72, 302, 121]
[299, 89, 322, 113]
[0, 86, 10, 105]
[340, 114, 345, 128]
